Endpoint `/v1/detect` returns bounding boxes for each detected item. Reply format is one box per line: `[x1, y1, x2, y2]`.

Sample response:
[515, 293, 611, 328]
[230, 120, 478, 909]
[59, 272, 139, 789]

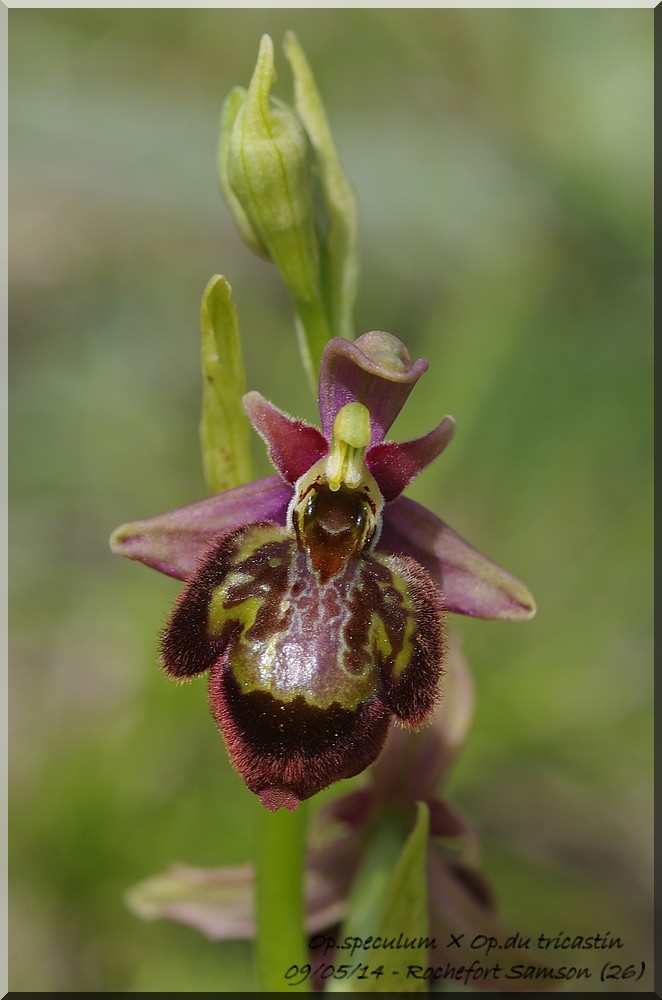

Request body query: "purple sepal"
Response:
[367, 416, 456, 502]
[379, 496, 536, 621]
[109, 476, 292, 580]
[318, 331, 429, 445]
[125, 843, 356, 943]
[243, 391, 327, 485]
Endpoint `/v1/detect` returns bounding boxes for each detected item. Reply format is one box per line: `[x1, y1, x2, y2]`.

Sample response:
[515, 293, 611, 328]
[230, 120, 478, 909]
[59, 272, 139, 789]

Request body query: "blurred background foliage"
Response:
[9, 8, 652, 993]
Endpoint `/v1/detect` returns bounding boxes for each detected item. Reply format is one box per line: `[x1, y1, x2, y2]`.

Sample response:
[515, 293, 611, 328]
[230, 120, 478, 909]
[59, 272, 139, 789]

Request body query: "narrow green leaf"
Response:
[199, 274, 254, 494]
[370, 803, 430, 993]
[328, 804, 431, 993]
[283, 30, 360, 342]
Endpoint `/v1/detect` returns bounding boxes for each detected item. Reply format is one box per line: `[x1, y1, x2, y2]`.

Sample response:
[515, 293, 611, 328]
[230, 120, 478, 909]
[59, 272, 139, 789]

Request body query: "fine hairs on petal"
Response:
[378, 552, 446, 727]
[243, 391, 327, 485]
[258, 786, 301, 813]
[209, 667, 392, 808]
[160, 521, 290, 678]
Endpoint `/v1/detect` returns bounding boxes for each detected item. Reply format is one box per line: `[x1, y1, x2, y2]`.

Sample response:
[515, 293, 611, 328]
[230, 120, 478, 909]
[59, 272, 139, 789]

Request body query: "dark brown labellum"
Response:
[160, 485, 445, 810]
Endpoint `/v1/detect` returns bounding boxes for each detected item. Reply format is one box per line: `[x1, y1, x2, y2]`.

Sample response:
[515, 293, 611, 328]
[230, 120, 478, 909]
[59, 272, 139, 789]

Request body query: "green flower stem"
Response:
[255, 801, 310, 993]
[294, 298, 333, 391]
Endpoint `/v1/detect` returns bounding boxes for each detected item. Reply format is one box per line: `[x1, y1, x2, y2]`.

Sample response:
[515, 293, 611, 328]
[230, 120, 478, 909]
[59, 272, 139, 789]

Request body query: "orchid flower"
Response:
[111, 330, 535, 812]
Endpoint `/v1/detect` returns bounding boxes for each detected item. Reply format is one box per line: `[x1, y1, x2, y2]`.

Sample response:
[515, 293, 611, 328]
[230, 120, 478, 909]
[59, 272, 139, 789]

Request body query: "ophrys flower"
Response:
[111, 331, 535, 810]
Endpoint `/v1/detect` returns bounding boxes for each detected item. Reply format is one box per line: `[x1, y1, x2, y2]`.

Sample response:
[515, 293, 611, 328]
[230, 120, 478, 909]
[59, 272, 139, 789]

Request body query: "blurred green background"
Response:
[9, 8, 653, 993]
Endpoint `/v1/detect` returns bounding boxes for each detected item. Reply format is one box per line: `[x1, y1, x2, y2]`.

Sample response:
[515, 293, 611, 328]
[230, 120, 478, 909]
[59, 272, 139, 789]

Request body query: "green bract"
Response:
[199, 275, 254, 494]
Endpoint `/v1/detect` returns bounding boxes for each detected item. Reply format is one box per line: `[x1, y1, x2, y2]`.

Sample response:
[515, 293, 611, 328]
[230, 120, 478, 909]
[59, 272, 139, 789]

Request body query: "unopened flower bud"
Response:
[219, 34, 322, 307]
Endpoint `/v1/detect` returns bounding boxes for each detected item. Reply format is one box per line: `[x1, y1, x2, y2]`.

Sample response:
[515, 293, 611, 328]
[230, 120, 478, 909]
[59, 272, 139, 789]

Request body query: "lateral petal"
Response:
[243, 390, 327, 483]
[367, 416, 456, 501]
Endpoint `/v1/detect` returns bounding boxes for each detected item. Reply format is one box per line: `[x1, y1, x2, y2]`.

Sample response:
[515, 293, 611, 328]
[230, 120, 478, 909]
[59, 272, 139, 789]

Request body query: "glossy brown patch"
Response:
[299, 487, 371, 581]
